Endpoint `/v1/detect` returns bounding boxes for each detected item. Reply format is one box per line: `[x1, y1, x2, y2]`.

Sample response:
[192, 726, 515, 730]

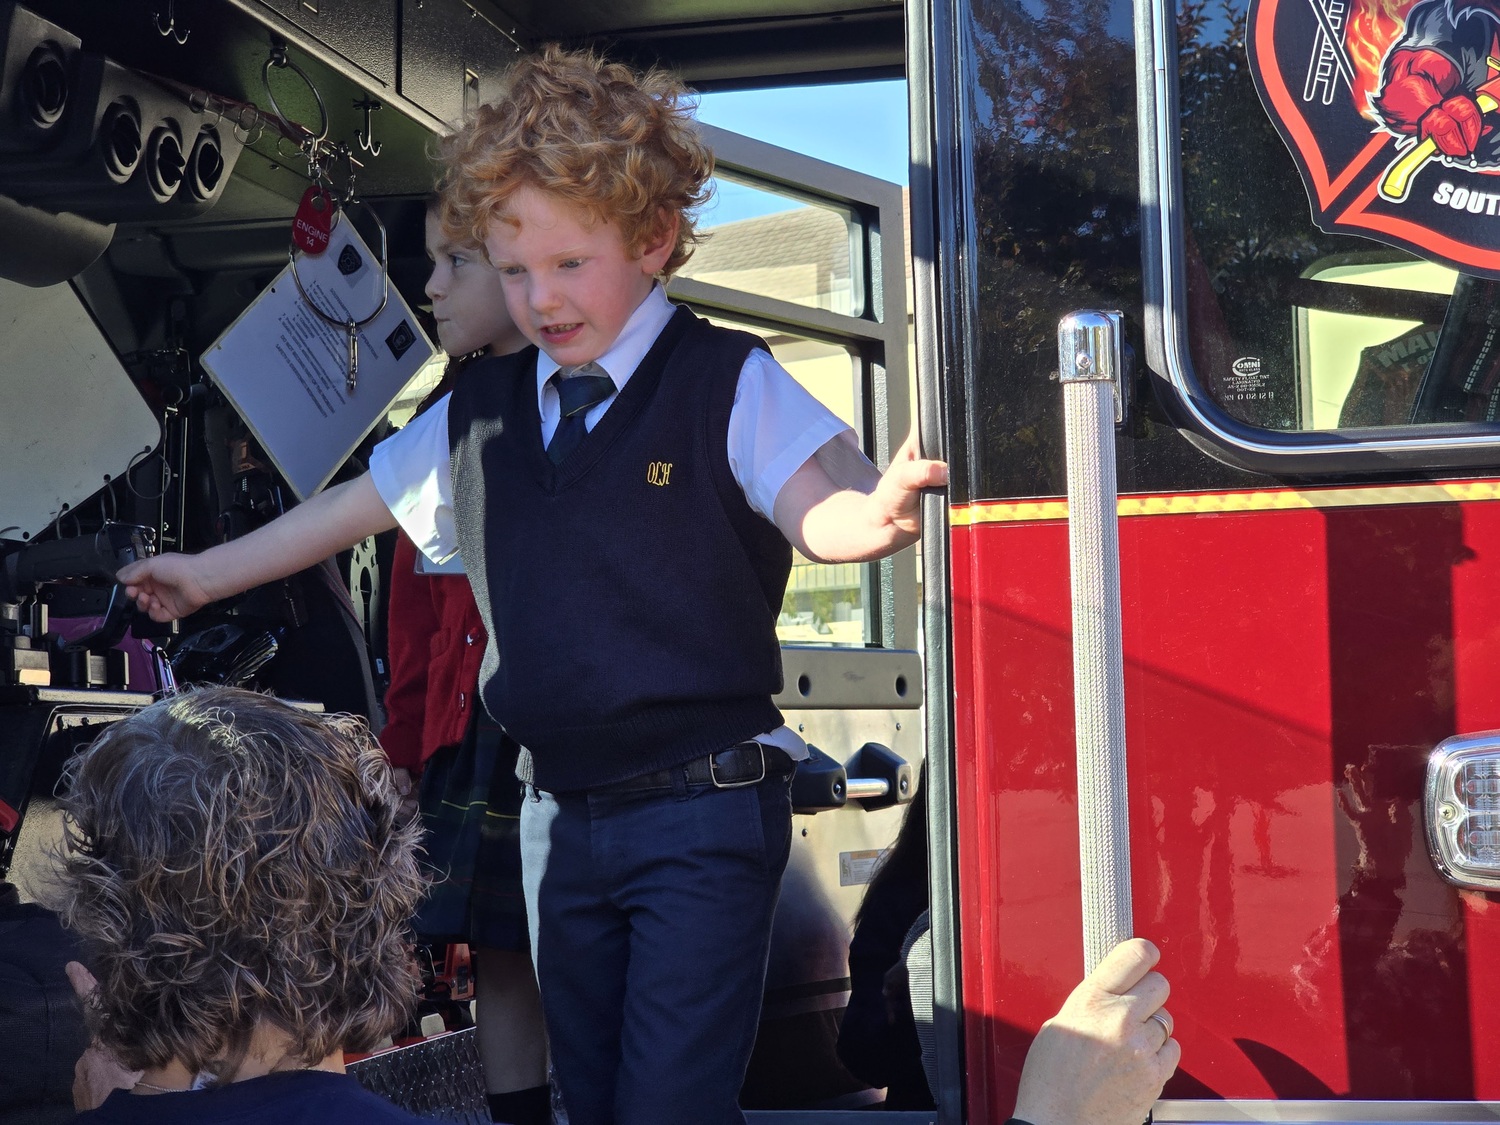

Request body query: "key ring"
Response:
[261, 46, 328, 151]
[286, 200, 390, 394]
[125, 446, 170, 501]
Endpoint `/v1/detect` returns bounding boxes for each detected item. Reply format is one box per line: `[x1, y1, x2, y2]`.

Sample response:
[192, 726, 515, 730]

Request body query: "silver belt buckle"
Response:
[710, 742, 766, 789]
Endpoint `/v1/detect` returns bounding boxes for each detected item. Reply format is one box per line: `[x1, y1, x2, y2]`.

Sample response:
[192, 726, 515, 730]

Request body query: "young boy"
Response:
[120, 46, 946, 1125]
[57, 687, 428, 1121]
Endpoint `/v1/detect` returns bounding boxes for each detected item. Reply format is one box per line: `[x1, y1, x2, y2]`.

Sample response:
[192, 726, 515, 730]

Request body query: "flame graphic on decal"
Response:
[1346, 0, 1414, 119]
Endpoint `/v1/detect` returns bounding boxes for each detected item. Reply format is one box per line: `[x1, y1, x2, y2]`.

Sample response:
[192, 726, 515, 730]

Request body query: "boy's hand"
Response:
[1012, 938, 1180, 1125]
[118, 554, 214, 623]
[774, 428, 947, 564]
[871, 429, 949, 539]
[66, 961, 143, 1111]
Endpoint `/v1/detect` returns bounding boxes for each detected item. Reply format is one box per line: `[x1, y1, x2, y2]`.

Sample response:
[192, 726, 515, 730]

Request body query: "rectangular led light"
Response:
[1427, 733, 1500, 890]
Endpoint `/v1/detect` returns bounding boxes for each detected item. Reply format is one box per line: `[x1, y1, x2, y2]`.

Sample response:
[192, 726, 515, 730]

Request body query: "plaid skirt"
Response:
[412, 711, 530, 951]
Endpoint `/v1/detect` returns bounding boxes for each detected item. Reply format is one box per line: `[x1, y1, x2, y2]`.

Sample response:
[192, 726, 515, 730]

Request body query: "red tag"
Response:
[292, 184, 334, 255]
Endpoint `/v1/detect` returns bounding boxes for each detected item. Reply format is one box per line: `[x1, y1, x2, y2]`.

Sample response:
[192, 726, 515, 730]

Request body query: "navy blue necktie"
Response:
[547, 363, 614, 465]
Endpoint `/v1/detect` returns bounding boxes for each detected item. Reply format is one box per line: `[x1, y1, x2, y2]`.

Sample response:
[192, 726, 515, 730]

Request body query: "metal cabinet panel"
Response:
[400, 0, 519, 129]
[257, 0, 397, 85]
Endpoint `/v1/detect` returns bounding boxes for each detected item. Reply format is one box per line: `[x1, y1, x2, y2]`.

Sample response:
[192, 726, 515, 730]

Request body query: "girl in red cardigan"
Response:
[380, 201, 548, 1125]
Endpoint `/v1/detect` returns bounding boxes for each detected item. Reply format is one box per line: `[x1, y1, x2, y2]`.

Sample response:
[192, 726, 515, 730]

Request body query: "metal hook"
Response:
[334, 142, 365, 204]
[354, 95, 382, 157]
[187, 88, 214, 119]
[52, 504, 80, 542]
[153, 0, 190, 44]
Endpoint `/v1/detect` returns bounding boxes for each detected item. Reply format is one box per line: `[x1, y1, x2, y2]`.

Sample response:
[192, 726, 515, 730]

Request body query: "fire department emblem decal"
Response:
[1249, 0, 1500, 276]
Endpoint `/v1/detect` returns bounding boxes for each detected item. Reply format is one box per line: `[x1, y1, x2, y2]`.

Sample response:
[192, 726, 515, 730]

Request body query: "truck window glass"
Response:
[1171, 0, 1500, 438]
[704, 315, 871, 645]
[386, 353, 447, 429]
[672, 149, 912, 650]
[682, 174, 864, 317]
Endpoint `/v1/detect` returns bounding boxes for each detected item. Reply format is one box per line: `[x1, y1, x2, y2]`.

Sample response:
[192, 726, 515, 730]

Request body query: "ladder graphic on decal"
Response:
[1302, 0, 1354, 105]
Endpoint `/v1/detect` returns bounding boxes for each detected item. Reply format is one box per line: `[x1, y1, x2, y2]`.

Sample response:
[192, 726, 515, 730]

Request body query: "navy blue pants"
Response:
[520, 770, 793, 1125]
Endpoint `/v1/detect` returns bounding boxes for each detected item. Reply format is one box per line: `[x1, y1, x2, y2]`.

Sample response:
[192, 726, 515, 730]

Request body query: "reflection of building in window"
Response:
[780, 561, 865, 645]
[387, 352, 447, 428]
[684, 202, 856, 315]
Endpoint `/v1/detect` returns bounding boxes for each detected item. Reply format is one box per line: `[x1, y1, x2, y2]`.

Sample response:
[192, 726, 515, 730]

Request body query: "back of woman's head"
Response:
[57, 686, 425, 1079]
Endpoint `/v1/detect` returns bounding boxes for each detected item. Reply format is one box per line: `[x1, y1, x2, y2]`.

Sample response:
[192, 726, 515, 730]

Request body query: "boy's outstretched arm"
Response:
[118, 473, 398, 622]
[773, 430, 948, 564]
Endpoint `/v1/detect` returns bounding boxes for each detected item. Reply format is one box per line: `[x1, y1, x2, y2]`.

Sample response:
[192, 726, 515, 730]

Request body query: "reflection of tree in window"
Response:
[966, 0, 1148, 496]
[962, 0, 1297, 496]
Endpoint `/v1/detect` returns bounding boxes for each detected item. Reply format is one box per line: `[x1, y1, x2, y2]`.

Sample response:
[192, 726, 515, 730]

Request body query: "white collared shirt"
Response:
[369, 285, 866, 762]
[532, 279, 676, 449]
[371, 285, 859, 563]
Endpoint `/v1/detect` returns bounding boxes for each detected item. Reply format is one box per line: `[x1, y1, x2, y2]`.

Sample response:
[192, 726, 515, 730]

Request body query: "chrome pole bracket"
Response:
[1058, 310, 1125, 424]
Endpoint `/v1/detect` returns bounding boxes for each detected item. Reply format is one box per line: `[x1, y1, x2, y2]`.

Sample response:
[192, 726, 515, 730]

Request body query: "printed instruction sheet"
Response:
[201, 214, 436, 499]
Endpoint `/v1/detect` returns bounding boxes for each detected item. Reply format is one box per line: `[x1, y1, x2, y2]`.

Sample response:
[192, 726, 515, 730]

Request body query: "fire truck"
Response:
[0, 0, 1493, 1121]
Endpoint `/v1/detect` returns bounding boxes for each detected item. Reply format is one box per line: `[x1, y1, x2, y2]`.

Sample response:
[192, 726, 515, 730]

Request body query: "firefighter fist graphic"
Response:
[1373, 1, 1500, 167]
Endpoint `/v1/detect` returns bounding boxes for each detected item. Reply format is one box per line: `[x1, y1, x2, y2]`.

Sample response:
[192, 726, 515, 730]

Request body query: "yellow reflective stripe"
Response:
[950, 500, 1070, 524]
[949, 480, 1500, 524]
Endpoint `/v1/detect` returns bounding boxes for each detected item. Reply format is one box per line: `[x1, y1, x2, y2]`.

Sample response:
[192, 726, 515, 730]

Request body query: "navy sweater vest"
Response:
[447, 307, 793, 792]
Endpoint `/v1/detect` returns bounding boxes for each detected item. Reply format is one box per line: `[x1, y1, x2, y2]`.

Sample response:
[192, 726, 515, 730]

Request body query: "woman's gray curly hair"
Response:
[56, 686, 426, 1079]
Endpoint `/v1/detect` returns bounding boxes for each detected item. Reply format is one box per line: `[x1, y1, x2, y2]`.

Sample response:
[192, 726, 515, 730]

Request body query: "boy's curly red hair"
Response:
[438, 45, 713, 275]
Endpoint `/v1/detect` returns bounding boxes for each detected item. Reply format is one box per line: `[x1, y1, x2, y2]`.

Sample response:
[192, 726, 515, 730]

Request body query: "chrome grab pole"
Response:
[1057, 310, 1133, 972]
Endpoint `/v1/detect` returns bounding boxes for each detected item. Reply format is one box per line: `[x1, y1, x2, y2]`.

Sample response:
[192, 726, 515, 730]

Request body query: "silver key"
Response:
[345, 319, 358, 393]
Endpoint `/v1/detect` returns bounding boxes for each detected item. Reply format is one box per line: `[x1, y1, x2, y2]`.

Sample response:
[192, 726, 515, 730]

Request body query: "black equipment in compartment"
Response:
[0, 525, 159, 868]
[0, 685, 153, 875]
[0, 2, 245, 228]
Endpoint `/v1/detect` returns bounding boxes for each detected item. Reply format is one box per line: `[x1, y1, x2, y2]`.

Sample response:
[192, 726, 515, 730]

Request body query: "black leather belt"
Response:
[611, 741, 791, 792]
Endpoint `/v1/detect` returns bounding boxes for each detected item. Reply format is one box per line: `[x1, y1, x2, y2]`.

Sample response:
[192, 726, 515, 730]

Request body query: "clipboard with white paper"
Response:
[200, 215, 437, 500]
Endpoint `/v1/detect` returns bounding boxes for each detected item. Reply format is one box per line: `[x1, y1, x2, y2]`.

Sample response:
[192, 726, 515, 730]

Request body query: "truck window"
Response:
[1150, 0, 1500, 466]
[679, 174, 871, 644]
[670, 127, 914, 651]
[708, 319, 868, 645]
[683, 176, 865, 317]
